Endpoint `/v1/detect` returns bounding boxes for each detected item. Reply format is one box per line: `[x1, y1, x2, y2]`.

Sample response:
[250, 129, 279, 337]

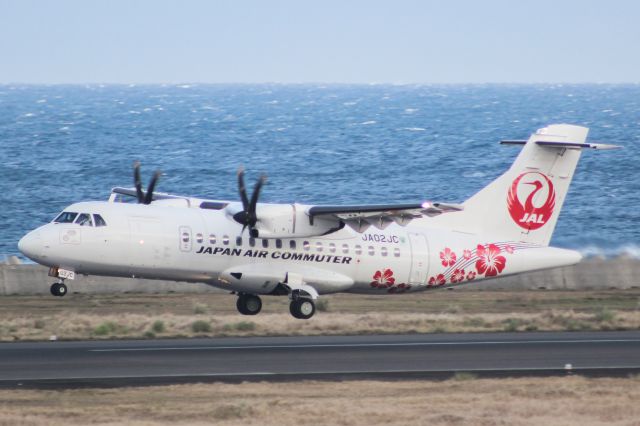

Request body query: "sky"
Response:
[0, 0, 639, 84]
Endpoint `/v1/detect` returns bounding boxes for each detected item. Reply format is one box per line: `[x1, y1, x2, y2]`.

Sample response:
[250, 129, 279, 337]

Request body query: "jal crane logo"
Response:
[507, 172, 555, 230]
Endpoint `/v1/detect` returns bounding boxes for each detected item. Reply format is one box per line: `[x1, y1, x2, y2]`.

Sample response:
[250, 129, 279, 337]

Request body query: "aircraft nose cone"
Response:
[18, 231, 42, 261]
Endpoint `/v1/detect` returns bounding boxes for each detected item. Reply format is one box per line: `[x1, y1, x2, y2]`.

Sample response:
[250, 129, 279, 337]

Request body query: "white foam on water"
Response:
[577, 244, 640, 259]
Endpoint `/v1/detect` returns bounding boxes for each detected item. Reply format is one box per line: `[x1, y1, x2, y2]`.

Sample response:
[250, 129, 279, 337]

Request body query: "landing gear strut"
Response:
[50, 282, 67, 297]
[236, 294, 262, 315]
[289, 298, 315, 320]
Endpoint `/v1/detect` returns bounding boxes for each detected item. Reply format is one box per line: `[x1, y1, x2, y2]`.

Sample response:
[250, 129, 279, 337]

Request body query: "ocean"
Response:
[1, 84, 638, 260]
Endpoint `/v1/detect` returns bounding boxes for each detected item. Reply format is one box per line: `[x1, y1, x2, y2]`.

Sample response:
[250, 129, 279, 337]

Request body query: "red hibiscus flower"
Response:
[467, 271, 477, 281]
[463, 249, 472, 260]
[428, 274, 446, 287]
[370, 268, 395, 288]
[439, 248, 457, 267]
[451, 268, 465, 283]
[475, 244, 507, 277]
[505, 245, 515, 254]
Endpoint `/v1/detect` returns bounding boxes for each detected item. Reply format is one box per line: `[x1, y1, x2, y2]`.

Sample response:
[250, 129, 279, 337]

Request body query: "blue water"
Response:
[1, 84, 639, 260]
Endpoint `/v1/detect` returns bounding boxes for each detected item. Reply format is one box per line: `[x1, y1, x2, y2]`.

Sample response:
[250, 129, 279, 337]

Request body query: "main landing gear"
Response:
[50, 281, 68, 297]
[289, 298, 315, 320]
[235, 292, 317, 319]
[236, 294, 263, 315]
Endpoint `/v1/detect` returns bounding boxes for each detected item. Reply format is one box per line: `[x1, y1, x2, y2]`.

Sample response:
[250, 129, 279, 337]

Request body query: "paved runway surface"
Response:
[1, 331, 639, 388]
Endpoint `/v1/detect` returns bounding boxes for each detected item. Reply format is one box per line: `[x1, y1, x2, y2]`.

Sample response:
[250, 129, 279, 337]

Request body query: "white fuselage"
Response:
[19, 200, 581, 296]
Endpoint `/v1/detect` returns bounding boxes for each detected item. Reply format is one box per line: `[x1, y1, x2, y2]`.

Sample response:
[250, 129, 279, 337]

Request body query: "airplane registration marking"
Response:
[362, 234, 400, 243]
[89, 338, 640, 352]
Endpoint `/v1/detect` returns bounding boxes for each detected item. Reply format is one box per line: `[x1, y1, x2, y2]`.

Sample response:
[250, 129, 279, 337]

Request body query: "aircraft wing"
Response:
[307, 202, 462, 231]
[111, 187, 186, 201]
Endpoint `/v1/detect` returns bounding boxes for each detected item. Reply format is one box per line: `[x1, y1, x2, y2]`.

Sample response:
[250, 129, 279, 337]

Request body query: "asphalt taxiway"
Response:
[1, 331, 639, 388]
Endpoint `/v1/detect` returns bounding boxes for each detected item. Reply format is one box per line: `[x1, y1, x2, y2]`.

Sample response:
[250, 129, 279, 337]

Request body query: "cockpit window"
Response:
[54, 212, 78, 223]
[93, 214, 107, 227]
[75, 213, 93, 227]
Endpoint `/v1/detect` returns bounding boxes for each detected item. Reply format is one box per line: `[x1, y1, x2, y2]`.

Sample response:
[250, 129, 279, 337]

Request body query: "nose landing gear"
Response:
[50, 282, 68, 297]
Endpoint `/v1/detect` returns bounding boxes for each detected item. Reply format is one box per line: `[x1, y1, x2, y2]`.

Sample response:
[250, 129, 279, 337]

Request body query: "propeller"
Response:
[233, 166, 267, 237]
[133, 161, 161, 205]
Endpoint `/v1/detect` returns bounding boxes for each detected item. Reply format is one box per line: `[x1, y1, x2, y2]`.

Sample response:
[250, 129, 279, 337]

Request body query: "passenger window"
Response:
[316, 242, 323, 252]
[236, 236, 242, 246]
[182, 232, 190, 243]
[303, 241, 310, 251]
[209, 234, 216, 244]
[196, 233, 204, 243]
[381, 247, 388, 257]
[262, 239, 269, 248]
[54, 212, 78, 223]
[342, 244, 349, 254]
[368, 246, 375, 256]
[223, 235, 229, 245]
[93, 214, 107, 227]
[75, 213, 93, 227]
[355, 245, 362, 255]
[329, 243, 336, 253]
[249, 237, 256, 247]
[394, 247, 401, 257]
[276, 239, 282, 249]
[290, 240, 297, 250]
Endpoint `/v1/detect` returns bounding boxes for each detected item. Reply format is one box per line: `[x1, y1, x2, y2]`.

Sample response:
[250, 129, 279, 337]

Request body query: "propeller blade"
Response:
[133, 161, 144, 203]
[237, 166, 249, 212]
[233, 168, 268, 236]
[143, 170, 161, 205]
[248, 175, 267, 226]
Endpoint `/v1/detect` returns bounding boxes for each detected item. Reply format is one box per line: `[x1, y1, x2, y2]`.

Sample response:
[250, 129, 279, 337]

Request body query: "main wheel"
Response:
[236, 294, 262, 315]
[50, 283, 67, 297]
[289, 298, 315, 320]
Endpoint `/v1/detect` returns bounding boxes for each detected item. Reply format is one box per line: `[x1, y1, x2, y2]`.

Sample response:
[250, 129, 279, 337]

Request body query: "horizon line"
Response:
[1, 81, 639, 86]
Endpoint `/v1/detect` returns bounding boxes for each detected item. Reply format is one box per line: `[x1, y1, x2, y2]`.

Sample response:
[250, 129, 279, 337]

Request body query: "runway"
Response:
[1, 331, 639, 388]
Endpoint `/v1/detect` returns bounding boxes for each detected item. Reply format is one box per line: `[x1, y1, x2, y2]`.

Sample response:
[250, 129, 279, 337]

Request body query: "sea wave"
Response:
[576, 244, 640, 260]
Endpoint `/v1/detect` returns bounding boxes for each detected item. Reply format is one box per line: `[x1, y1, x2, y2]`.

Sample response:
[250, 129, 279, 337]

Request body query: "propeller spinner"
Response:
[133, 161, 161, 205]
[233, 167, 267, 237]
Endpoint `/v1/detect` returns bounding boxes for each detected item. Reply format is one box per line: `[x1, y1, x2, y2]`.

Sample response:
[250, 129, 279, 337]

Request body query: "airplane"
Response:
[18, 124, 620, 319]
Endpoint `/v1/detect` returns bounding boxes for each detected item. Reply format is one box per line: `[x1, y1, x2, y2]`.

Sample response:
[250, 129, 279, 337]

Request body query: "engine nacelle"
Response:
[244, 203, 342, 239]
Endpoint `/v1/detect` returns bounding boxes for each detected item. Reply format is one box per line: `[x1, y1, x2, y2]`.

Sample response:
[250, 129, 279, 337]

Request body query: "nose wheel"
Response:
[50, 282, 68, 297]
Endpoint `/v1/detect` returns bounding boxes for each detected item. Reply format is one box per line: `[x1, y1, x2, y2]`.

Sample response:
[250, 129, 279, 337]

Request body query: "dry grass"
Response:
[0, 376, 639, 425]
[0, 290, 638, 341]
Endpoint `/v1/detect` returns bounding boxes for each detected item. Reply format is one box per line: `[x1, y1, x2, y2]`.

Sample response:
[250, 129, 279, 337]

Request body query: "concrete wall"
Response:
[460, 257, 639, 290]
[0, 258, 638, 295]
[0, 265, 223, 295]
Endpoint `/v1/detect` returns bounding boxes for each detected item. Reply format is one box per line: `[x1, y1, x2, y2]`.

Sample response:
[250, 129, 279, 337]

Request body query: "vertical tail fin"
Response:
[431, 124, 617, 246]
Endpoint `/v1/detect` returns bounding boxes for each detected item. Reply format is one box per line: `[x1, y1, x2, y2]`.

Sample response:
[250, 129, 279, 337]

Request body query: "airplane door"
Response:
[179, 226, 192, 252]
[129, 218, 167, 268]
[408, 232, 429, 286]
